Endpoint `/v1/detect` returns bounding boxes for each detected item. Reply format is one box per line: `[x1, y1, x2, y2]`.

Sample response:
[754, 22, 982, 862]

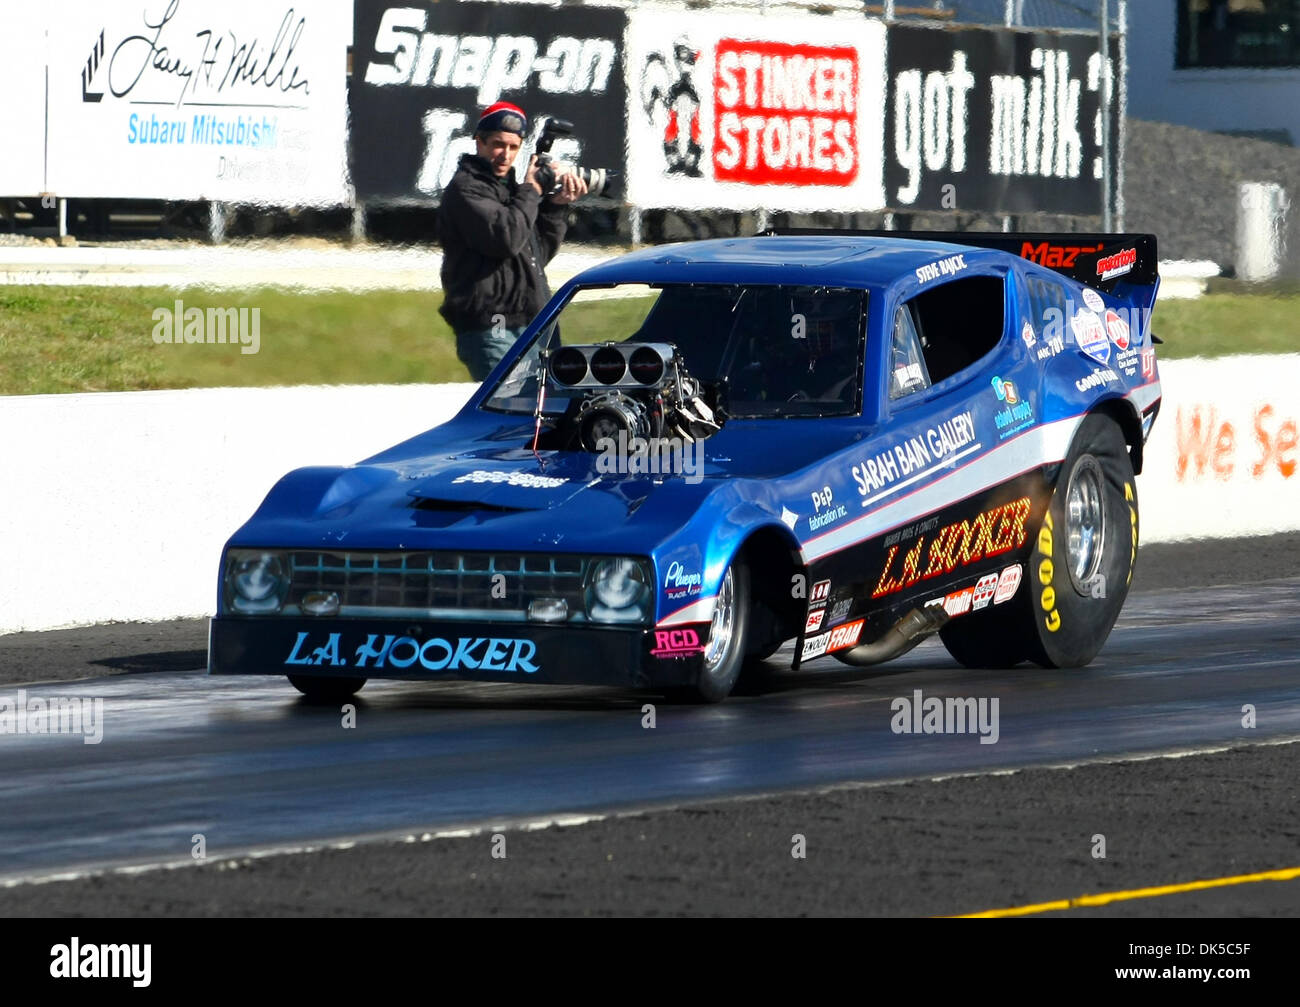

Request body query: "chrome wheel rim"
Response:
[1065, 456, 1106, 594]
[703, 566, 735, 675]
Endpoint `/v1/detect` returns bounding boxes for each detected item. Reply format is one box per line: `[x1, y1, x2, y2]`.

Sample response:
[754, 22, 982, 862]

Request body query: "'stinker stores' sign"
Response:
[885, 24, 1119, 215]
[624, 10, 887, 212]
[352, 1, 627, 201]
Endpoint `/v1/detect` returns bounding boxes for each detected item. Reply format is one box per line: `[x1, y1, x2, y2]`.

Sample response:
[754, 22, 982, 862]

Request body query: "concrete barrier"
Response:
[1141, 354, 1300, 542]
[0, 384, 475, 634]
[2, 356, 1296, 634]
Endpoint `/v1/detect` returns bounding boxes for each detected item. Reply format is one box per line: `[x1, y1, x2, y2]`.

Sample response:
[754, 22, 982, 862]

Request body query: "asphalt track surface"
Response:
[1, 534, 1298, 917]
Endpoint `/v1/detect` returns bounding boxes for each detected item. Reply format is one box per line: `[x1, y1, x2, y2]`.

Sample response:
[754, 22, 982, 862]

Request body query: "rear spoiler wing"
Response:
[764, 229, 1159, 294]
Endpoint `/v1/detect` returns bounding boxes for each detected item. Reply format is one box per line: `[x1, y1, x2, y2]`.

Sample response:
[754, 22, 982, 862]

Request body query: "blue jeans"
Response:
[455, 324, 525, 382]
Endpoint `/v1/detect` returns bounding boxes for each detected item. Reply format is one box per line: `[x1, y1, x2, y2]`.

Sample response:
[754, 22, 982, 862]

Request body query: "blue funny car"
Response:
[209, 230, 1162, 702]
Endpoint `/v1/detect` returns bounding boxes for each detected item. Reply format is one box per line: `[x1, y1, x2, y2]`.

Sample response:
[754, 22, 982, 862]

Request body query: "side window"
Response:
[1024, 275, 1068, 334]
[910, 275, 1006, 384]
[889, 303, 931, 400]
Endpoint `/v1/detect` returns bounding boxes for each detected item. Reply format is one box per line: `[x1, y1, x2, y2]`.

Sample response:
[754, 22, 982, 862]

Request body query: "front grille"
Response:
[287, 550, 587, 619]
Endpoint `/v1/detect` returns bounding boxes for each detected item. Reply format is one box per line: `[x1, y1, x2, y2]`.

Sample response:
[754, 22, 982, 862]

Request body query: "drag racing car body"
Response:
[209, 231, 1162, 702]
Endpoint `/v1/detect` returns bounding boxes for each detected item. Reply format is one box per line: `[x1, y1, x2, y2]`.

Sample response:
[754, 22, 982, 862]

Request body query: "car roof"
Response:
[567, 235, 1010, 289]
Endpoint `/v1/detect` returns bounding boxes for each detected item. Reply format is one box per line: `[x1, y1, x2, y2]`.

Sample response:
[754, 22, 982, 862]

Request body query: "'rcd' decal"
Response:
[873, 497, 1032, 599]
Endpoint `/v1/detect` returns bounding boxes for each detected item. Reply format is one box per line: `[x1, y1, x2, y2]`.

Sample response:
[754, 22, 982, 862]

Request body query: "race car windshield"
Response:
[484, 283, 868, 419]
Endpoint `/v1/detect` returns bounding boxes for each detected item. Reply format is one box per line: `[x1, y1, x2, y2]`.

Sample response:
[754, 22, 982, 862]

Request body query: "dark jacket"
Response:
[438, 153, 569, 332]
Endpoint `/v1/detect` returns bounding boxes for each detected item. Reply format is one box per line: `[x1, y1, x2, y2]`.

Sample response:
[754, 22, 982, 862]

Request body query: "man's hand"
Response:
[524, 155, 543, 195]
[547, 170, 588, 205]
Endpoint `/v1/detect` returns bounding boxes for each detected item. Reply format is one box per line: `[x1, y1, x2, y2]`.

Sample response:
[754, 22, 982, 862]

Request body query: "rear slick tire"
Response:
[940, 413, 1137, 669]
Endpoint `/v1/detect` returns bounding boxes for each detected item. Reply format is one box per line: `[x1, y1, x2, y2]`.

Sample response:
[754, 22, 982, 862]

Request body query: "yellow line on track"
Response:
[955, 865, 1300, 918]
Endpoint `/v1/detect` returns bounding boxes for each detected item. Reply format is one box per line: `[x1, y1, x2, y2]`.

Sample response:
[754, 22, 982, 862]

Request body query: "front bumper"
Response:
[208, 616, 702, 688]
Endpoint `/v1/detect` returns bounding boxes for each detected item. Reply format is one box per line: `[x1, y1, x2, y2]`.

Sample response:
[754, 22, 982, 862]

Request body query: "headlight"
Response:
[585, 558, 652, 623]
[225, 550, 290, 614]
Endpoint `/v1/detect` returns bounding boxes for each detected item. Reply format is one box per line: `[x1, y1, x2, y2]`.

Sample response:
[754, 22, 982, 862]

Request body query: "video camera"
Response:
[533, 117, 617, 199]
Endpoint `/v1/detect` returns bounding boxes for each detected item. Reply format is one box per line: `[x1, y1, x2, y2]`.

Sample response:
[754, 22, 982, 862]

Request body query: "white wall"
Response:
[0, 384, 475, 634]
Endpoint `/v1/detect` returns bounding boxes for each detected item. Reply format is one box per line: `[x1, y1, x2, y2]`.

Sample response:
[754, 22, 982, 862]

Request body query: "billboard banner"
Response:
[885, 24, 1118, 215]
[624, 10, 887, 212]
[351, 0, 628, 202]
[0, 9, 50, 196]
[45, 0, 350, 205]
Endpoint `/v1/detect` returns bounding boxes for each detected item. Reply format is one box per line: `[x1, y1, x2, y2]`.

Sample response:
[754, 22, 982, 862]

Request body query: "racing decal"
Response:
[1105, 309, 1130, 350]
[1096, 247, 1137, 281]
[826, 619, 865, 651]
[926, 586, 974, 618]
[781, 506, 799, 530]
[452, 470, 568, 488]
[1021, 242, 1104, 268]
[872, 496, 1032, 599]
[805, 609, 825, 633]
[828, 597, 853, 624]
[657, 595, 717, 627]
[914, 254, 968, 284]
[1035, 329, 1066, 361]
[1141, 347, 1156, 380]
[992, 377, 1034, 439]
[802, 631, 830, 660]
[803, 413, 1079, 566]
[1081, 287, 1105, 312]
[1036, 510, 1060, 632]
[664, 561, 703, 600]
[992, 375, 1020, 406]
[852, 411, 979, 506]
[286, 631, 540, 673]
[971, 571, 999, 610]
[994, 563, 1022, 604]
[808, 485, 847, 532]
[809, 579, 832, 606]
[1075, 367, 1119, 393]
[1021, 320, 1036, 350]
[1070, 308, 1110, 364]
[651, 627, 707, 658]
[895, 362, 927, 392]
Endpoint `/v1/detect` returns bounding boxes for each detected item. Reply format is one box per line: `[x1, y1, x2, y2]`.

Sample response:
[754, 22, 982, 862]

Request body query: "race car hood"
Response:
[229, 415, 864, 553]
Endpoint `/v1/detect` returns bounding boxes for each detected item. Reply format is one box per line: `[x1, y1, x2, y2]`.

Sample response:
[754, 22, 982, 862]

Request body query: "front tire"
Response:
[941, 413, 1138, 669]
[288, 675, 367, 702]
[673, 558, 750, 703]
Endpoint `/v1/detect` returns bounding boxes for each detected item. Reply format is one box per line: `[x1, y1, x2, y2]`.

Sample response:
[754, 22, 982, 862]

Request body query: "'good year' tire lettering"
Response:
[1038, 511, 1061, 632]
[1125, 481, 1137, 587]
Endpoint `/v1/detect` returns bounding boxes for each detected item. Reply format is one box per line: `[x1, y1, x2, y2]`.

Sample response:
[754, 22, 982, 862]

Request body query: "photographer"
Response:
[439, 102, 588, 381]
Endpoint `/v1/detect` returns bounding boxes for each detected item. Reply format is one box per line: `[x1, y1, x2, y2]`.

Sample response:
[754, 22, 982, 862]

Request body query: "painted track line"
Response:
[955, 865, 1300, 918]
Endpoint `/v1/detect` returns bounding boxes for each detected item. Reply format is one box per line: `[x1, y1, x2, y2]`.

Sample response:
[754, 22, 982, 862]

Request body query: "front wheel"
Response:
[288, 675, 367, 703]
[670, 558, 751, 703]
